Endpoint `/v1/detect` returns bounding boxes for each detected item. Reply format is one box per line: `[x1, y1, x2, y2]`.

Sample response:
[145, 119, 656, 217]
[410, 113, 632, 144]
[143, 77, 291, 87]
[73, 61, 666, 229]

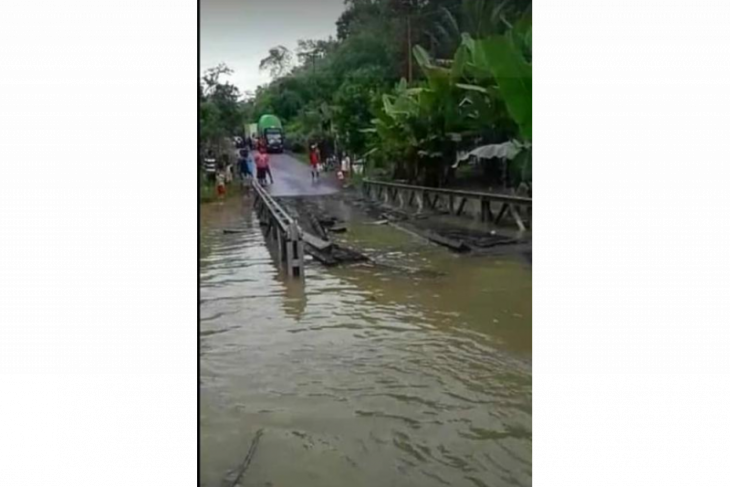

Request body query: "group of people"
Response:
[202, 145, 273, 200]
[238, 146, 274, 186]
[202, 149, 234, 198]
[308, 143, 352, 184]
[203, 140, 357, 201]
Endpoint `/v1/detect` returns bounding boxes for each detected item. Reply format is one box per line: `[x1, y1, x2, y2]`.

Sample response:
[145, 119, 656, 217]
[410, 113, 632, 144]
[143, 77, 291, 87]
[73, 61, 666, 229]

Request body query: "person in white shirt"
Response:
[341, 152, 351, 175]
[225, 162, 233, 183]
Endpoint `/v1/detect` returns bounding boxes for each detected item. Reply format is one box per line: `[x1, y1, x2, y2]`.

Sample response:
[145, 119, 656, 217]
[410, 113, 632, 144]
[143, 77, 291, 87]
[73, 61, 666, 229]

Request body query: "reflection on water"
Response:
[200, 196, 532, 487]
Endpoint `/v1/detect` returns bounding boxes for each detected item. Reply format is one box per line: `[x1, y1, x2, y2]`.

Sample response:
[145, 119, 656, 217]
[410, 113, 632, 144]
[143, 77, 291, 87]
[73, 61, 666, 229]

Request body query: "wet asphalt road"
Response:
[264, 152, 339, 197]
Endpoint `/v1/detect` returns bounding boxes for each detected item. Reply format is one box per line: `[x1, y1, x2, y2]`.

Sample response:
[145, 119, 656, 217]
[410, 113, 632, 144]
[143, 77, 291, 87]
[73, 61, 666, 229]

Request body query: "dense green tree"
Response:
[199, 64, 243, 153]
[333, 66, 389, 156]
[236, 0, 532, 186]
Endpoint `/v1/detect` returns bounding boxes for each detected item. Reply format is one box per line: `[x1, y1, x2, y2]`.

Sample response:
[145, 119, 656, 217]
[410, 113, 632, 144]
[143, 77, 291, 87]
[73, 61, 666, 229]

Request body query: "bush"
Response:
[283, 128, 307, 153]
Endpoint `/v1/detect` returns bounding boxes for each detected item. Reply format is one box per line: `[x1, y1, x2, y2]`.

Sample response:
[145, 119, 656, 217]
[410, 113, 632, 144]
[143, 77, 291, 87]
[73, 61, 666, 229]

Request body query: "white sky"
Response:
[200, 0, 347, 94]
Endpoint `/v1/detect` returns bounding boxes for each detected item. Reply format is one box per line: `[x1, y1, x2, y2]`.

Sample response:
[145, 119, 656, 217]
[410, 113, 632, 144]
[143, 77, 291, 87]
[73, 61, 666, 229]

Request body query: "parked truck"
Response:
[244, 123, 258, 139]
[257, 114, 284, 153]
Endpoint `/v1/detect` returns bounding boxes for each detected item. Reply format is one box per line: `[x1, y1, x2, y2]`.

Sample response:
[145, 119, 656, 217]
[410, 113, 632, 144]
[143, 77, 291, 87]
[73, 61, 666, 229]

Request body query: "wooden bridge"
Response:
[361, 179, 532, 231]
[252, 180, 306, 278]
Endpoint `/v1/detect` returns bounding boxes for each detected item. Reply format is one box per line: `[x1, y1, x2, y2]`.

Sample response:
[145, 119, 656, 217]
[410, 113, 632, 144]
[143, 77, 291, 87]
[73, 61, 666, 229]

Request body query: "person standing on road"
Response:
[225, 158, 233, 184]
[341, 152, 351, 177]
[238, 148, 251, 179]
[255, 148, 273, 186]
[309, 144, 320, 181]
[247, 149, 256, 179]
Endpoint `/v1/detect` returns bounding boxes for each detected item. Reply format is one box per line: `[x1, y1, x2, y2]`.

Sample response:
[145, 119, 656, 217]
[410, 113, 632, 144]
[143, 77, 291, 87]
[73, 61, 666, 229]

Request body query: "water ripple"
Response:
[200, 198, 531, 487]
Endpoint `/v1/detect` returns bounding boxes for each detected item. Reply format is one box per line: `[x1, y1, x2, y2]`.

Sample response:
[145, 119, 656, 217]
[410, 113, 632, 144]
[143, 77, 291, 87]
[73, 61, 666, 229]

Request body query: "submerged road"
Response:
[265, 152, 339, 197]
[200, 197, 532, 487]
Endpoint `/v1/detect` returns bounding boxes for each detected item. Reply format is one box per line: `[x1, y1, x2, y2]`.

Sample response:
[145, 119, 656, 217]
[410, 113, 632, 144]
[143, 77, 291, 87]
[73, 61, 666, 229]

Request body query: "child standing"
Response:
[341, 152, 351, 177]
[216, 169, 226, 199]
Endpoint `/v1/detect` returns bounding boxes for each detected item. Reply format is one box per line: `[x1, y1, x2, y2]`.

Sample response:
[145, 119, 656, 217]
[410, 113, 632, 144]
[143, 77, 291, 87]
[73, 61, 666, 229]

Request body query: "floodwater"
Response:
[200, 195, 532, 487]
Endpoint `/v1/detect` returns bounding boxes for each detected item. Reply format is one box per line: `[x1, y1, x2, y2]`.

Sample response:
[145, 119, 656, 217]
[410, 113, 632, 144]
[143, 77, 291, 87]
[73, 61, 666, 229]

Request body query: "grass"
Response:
[200, 181, 216, 204]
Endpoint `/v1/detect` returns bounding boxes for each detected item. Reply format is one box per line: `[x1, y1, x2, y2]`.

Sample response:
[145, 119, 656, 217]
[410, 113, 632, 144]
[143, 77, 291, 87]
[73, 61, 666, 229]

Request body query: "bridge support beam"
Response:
[252, 181, 306, 279]
[362, 179, 531, 231]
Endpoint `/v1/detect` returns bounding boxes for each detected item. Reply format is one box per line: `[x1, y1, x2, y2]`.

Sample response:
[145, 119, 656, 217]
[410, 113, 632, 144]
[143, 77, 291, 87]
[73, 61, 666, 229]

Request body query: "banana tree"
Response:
[369, 15, 533, 186]
[372, 86, 421, 180]
[409, 45, 479, 185]
[455, 13, 532, 186]
[459, 11, 531, 141]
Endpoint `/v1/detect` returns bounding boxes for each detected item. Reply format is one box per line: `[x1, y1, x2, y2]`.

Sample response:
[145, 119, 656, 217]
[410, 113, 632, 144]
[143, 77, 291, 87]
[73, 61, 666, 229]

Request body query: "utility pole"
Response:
[407, 14, 412, 82]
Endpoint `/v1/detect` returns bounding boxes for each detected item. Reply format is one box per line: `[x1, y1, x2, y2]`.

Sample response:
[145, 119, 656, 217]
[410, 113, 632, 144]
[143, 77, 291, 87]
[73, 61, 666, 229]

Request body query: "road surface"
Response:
[264, 152, 339, 197]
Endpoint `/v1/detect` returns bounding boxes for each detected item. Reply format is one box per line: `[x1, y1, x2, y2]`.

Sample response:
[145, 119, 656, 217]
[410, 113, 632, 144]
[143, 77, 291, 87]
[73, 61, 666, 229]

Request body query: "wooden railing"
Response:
[252, 180, 305, 278]
[361, 179, 532, 231]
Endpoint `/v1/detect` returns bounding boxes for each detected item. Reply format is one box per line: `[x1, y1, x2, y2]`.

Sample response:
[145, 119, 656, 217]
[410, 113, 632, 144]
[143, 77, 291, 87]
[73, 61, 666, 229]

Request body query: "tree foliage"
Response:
[259, 46, 293, 79]
[203, 0, 532, 187]
[199, 64, 243, 154]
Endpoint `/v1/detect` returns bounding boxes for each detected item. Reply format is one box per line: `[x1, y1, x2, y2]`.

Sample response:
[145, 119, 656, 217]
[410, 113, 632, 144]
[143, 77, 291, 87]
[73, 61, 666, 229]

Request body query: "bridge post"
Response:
[416, 191, 424, 212]
[250, 180, 306, 279]
[287, 221, 304, 279]
[480, 198, 494, 223]
[275, 226, 282, 259]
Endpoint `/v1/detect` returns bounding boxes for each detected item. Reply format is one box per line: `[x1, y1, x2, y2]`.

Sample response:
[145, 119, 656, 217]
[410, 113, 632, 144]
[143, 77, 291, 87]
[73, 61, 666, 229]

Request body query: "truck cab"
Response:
[257, 114, 284, 154]
[263, 129, 283, 153]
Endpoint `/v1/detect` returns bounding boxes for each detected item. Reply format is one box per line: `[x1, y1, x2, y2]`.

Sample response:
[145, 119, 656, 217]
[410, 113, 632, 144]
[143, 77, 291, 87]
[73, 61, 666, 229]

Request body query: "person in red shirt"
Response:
[255, 148, 273, 185]
[309, 144, 320, 181]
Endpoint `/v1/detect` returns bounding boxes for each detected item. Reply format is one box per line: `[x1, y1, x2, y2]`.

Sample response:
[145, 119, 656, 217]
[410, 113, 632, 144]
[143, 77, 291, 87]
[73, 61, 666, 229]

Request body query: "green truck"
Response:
[257, 114, 284, 153]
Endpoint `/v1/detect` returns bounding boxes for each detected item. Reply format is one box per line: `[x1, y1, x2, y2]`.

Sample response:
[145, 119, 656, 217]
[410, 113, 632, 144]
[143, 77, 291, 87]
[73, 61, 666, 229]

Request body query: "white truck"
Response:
[244, 123, 258, 140]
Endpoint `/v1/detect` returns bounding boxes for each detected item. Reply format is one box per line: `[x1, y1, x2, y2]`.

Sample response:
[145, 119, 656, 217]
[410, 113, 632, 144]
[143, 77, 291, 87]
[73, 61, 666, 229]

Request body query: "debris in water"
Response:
[329, 223, 347, 233]
[221, 429, 264, 487]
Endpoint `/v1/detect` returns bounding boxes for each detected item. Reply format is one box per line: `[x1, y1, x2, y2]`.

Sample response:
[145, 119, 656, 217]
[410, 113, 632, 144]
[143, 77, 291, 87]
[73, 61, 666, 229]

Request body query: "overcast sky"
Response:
[201, 0, 347, 95]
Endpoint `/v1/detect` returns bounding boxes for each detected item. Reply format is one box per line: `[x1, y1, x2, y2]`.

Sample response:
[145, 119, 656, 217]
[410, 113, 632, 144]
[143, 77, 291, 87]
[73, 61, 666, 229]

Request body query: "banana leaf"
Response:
[413, 45, 432, 69]
[465, 41, 492, 81]
[461, 33, 476, 53]
[479, 36, 531, 140]
[451, 45, 469, 82]
[456, 83, 490, 94]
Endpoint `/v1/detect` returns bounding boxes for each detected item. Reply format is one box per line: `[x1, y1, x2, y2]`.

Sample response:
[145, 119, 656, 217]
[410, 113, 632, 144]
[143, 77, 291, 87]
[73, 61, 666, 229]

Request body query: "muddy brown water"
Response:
[200, 195, 532, 487]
